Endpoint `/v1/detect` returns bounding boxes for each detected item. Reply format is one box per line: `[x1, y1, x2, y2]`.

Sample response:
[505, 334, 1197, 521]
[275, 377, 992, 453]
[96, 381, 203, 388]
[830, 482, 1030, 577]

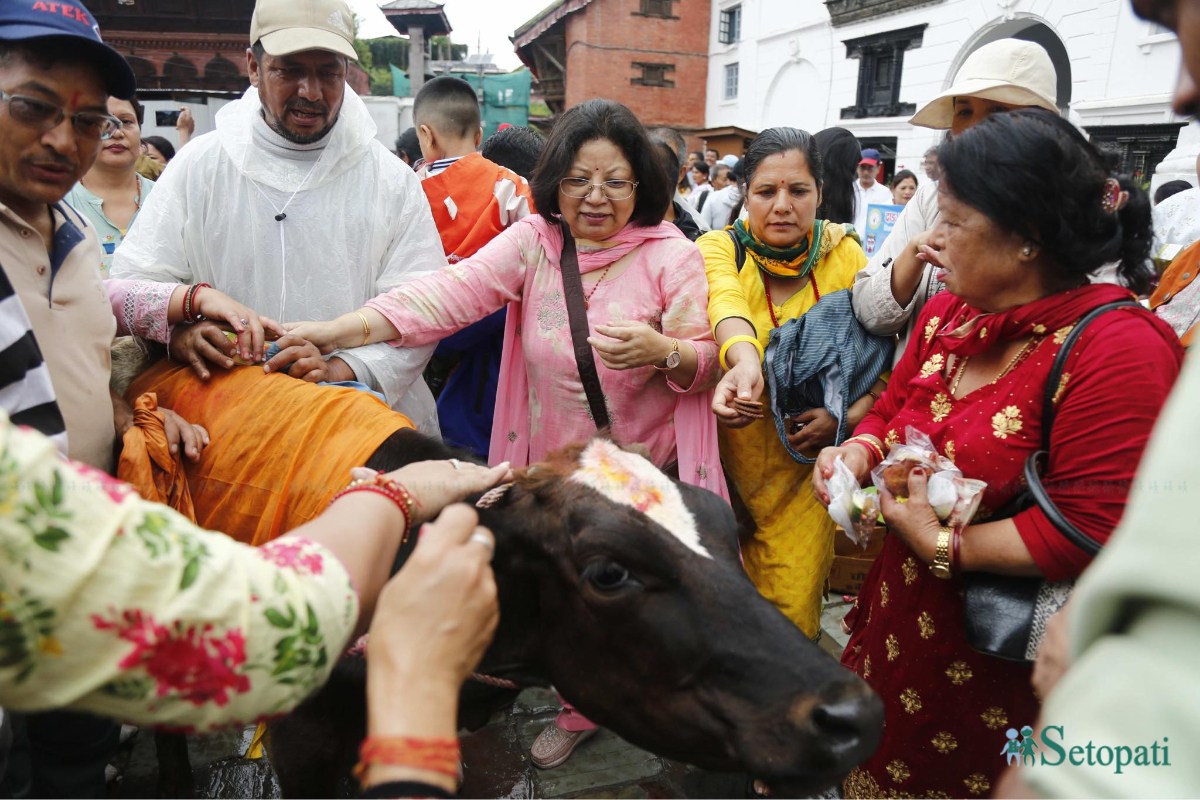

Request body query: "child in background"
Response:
[413, 78, 536, 458]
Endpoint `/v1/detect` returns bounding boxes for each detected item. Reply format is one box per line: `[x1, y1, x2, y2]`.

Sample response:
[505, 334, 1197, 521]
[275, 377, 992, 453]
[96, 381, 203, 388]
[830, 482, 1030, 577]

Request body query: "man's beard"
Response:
[262, 104, 337, 145]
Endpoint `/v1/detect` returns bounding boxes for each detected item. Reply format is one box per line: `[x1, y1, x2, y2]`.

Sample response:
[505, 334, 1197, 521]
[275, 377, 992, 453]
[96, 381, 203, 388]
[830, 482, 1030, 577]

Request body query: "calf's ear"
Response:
[676, 483, 741, 562]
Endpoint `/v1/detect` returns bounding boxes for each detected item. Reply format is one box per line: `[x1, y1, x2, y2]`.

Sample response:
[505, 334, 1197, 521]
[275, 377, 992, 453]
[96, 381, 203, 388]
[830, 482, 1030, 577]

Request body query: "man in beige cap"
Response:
[113, 0, 447, 433]
[851, 39, 1059, 360]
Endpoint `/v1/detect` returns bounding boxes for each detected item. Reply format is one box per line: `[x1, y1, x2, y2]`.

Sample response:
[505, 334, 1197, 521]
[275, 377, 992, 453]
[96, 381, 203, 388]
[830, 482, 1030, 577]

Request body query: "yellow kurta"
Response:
[699, 229, 866, 637]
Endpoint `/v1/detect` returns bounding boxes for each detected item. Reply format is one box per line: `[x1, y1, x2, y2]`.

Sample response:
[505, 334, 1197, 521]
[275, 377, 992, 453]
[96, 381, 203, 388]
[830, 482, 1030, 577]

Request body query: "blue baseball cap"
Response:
[0, 0, 136, 99]
[859, 148, 882, 166]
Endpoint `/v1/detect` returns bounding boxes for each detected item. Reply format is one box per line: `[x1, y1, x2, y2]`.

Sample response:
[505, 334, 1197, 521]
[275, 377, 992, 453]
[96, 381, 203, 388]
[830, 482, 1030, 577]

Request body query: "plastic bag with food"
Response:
[826, 456, 883, 549]
[870, 426, 987, 528]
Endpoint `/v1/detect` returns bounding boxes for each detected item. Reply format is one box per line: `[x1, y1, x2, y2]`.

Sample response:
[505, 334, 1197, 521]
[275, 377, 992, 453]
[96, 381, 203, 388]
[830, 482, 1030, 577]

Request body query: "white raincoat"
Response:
[112, 86, 445, 433]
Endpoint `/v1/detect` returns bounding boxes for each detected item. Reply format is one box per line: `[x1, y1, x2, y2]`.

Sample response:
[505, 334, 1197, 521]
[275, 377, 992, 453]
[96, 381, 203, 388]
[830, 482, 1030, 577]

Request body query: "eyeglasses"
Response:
[559, 177, 639, 200]
[0, 90, 122, 141]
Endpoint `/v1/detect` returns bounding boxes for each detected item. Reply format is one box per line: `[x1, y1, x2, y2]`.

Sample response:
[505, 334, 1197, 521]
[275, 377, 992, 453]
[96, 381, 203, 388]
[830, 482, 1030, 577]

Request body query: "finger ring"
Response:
[449, 458, 462, 470]
[469, 530, 494, 551]
[239, 318, 249, 326]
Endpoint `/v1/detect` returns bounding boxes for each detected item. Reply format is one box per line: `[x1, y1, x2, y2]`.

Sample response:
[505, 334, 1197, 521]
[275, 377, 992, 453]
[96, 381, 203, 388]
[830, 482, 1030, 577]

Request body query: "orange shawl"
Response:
[122, 361, 413, 546]
[118, 391, 197, 521]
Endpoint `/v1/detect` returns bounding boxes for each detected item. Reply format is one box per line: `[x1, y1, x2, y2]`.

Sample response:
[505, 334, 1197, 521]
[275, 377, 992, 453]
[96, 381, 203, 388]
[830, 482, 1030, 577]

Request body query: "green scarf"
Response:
[732, 219, 839, 279]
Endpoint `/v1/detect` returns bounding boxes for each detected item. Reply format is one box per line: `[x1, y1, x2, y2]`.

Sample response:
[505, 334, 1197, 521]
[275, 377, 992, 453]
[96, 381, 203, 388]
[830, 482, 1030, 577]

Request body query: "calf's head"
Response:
[479, 440, 882, 795]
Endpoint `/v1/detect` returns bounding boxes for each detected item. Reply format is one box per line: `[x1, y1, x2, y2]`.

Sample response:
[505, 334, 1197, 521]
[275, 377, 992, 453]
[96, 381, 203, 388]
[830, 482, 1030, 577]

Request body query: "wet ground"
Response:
[108, 599, 854, 799]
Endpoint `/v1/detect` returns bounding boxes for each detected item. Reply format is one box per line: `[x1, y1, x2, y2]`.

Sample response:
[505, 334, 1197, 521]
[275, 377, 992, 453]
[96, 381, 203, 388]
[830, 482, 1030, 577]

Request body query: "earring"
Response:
[1021, 245, 1033, 257]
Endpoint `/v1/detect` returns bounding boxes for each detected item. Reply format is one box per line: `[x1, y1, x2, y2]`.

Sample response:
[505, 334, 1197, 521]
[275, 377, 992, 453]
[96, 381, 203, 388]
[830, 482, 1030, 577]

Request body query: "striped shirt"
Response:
[0, 266, 66, 452]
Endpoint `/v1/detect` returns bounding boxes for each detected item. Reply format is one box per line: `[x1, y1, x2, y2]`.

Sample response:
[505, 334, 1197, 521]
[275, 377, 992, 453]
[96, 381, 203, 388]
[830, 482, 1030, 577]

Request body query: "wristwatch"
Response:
[929, 526, 953, 579]
[656, 338, 681, 371]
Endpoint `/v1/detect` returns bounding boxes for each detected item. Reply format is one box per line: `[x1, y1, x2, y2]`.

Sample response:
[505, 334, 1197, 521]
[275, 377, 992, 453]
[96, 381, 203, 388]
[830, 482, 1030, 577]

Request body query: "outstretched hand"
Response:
[712, 360, 764, 428]
[282, 321, 342, 354]
[352, 459, 513, 524]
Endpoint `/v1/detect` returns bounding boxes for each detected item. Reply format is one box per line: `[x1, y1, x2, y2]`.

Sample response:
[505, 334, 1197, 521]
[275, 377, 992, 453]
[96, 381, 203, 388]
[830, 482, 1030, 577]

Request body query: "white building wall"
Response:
[706, 0, 1188, 184]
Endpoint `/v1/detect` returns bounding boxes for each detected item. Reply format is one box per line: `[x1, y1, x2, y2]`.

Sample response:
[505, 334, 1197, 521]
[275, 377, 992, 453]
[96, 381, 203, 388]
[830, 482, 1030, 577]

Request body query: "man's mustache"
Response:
[29, 150, 78, 171]
[286, 100, 329, 114]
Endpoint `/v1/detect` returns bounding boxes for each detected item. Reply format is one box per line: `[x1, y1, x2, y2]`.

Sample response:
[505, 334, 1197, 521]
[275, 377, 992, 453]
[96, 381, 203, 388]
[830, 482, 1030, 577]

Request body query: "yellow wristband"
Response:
[355, 311, 370, 347]
[719, 335, 764, 371]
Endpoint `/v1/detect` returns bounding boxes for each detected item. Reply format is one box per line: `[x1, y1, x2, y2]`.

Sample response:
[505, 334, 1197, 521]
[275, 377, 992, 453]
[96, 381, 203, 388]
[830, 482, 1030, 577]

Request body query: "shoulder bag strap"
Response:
[557, 219, 611, 430]
[1028, 299, 1141, 555]
[725, 228, 747, 272]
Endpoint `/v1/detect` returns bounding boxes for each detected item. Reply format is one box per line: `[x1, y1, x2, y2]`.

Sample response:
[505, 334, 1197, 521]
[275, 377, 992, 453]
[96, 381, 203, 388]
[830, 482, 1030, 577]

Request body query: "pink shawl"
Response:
[489, 216, 729, 500]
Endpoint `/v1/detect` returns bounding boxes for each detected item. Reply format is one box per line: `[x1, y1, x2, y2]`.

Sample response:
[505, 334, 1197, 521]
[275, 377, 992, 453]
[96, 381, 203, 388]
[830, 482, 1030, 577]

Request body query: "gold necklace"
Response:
[948, 336, 1041, 397]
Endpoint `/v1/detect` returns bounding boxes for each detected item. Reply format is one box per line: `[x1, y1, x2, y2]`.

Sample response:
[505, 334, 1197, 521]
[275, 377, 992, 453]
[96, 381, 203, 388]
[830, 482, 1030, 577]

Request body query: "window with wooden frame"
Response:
[632, 62, 676, 88]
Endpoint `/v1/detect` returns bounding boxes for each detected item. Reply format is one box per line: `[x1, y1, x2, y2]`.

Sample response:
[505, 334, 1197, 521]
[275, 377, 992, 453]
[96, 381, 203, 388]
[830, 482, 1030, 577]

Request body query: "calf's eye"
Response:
[582, 560, 632, 591]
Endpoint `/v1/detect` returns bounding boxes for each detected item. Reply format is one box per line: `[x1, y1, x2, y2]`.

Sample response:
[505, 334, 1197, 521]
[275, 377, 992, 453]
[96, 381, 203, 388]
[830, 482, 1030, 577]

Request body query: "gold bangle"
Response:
[719, 335, 764, 371]
[355, 311, 370, 347]
[844, 435, 885, 464]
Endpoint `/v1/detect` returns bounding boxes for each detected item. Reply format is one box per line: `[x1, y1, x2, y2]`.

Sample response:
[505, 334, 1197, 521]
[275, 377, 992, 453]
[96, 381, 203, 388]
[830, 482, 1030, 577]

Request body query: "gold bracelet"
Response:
[719, 335, 764, 371]
[355, 311, 370, 347]
[930, 527, 953, 579]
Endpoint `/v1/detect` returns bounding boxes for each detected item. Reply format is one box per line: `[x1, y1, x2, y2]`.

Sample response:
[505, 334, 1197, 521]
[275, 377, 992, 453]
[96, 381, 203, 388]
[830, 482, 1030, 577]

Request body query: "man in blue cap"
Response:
[0, 0, 137, 475]
[0, 2, 145, 796]
[851, 146, 892, 233]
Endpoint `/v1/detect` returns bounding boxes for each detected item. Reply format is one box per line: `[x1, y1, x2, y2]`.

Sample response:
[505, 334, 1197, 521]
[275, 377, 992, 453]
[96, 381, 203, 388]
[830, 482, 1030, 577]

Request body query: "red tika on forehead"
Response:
[568, 440, 710, 559]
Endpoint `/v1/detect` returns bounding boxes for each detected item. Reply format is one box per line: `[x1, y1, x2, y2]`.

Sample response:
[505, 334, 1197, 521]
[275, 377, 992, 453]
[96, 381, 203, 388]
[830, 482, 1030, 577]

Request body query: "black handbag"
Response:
[962, 299, 1139, 662]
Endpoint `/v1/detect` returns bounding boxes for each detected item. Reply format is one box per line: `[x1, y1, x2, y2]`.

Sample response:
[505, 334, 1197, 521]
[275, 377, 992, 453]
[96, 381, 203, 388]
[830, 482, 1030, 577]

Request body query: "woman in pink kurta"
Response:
[287, 100, 725, 501]
[287, 99, 726, 769]
[363, 215, 721, 485]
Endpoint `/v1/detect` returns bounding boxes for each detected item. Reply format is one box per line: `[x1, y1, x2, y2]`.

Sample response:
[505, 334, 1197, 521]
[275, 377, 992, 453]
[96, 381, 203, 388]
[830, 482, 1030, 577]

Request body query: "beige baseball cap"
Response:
[909, 39, 1058, 130]
[250, 0, 359, 61]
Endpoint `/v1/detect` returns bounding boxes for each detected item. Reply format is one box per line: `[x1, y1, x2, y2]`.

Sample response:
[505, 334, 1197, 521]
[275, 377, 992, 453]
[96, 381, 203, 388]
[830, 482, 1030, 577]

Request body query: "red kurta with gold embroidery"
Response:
[841, 285, 1182, 798]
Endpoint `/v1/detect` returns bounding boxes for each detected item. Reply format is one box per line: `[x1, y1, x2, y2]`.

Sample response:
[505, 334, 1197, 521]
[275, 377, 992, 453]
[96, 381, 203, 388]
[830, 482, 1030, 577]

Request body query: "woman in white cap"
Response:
[851, 39, 1060, 360]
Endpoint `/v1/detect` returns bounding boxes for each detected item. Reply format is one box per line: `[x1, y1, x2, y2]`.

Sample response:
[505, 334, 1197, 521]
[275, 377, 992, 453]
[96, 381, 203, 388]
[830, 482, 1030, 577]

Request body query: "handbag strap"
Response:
[1027, 298, 1140, 556]
[1038, 299, 1140, 450]
[557, 219, 611, 430]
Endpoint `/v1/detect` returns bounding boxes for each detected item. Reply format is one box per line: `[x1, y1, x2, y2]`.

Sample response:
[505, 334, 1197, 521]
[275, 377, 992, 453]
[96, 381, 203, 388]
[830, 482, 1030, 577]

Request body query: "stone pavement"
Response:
[108, 598, 855, 799]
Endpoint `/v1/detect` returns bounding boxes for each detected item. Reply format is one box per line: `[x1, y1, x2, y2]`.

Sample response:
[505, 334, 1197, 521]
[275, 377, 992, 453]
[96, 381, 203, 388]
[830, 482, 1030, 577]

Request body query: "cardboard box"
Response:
[834, 527, 885, 557]
[829, 554, 878, 596]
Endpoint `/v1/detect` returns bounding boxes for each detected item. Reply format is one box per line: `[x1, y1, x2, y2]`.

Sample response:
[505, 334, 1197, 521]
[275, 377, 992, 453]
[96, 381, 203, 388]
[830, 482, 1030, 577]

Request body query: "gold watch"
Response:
[929, 526, 953, 579]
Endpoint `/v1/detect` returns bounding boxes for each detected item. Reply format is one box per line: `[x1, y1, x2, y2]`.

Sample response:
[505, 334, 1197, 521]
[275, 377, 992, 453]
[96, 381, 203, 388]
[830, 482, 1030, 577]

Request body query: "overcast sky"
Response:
[349, 0, 553, 70]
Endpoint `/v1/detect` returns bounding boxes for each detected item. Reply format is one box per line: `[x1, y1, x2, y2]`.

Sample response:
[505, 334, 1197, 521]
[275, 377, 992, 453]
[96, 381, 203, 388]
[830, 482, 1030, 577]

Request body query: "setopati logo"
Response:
[1004, 725, 1170, 775]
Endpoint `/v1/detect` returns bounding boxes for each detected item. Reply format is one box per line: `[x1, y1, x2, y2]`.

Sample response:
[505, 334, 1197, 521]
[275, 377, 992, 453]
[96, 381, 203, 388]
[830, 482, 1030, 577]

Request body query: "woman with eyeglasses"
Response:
[285, 100, 725, 767]
[65, 96, 152, 277]
[287, 99, 722, 501]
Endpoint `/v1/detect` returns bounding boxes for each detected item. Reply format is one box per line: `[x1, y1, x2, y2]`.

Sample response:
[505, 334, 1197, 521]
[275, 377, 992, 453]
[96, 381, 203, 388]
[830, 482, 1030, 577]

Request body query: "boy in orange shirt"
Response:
[414, 77, 535, 457]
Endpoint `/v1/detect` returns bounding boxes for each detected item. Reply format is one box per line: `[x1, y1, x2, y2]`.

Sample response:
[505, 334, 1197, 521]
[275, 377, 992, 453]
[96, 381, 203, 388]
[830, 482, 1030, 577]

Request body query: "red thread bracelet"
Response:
[353, 735, 461, 783]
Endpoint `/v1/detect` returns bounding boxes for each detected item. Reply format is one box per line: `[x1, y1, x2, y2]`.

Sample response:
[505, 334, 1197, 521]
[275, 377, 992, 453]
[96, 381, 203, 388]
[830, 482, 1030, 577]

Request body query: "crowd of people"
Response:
[1, 0, 1198, 795]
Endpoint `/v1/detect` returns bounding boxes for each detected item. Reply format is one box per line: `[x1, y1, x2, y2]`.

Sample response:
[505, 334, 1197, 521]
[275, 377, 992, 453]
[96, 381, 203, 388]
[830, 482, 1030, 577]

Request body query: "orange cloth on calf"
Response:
[123, 360, 413, 546]
[118, 391, 197, 520]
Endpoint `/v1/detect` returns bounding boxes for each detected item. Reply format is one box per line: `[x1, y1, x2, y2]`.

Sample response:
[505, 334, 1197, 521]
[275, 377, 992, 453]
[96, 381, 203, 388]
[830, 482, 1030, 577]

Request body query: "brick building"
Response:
[512, 0, 709, 130]
[85, 0, 369, 99]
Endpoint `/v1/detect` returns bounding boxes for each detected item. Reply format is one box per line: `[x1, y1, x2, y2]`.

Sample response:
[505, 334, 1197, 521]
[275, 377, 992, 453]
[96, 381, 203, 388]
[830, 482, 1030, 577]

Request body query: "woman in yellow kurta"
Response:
[699, 127, 877, 638]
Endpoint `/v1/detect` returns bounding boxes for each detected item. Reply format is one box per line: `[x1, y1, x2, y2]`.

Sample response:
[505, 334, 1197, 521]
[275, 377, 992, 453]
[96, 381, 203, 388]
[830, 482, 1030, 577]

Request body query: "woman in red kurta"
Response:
[813, 110, 1184, 797]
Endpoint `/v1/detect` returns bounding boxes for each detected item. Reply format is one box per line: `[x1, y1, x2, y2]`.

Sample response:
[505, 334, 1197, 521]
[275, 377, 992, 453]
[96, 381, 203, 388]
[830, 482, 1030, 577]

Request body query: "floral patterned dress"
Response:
[0, 414, 357, 731]
[841, 285, 1182, 797]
